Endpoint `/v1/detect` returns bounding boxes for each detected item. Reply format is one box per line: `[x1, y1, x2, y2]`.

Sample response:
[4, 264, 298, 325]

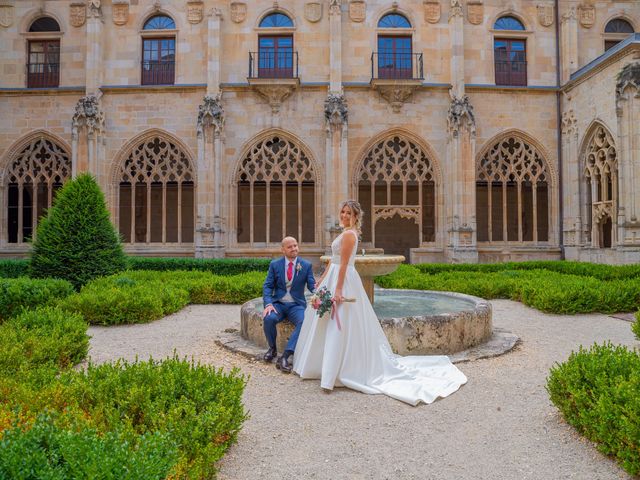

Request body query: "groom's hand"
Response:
[262, 304, 277, 318]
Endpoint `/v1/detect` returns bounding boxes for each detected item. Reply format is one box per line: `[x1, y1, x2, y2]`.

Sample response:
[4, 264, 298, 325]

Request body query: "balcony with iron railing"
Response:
[26, 63, 60, 88]
[369, 52, 423, 112]
[141, 60, 175, 86]
[494, 60, 527, 86]
[247, 51, 300, 113]
[370, 52, 424, 81]
[248, 51, 299, 79]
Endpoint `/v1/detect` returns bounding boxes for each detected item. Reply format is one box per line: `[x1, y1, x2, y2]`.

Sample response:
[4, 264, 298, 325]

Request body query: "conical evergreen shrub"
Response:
[30, 173, 126, 289]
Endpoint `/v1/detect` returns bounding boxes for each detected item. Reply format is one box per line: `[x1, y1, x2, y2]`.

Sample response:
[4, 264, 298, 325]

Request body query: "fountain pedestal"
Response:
[319, 254, 405, 304]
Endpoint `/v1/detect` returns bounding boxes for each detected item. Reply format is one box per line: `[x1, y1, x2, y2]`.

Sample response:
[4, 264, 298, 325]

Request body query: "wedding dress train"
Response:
[293, 230, 467, 406]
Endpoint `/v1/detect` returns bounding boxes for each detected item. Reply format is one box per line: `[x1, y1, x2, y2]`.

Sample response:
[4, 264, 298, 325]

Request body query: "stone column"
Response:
[560, 107, 581, 247]
[445, 94, 478, 263]
[560, 7, 578, 84]
[443, 1, 477, 262]
[323, 1, 347, 249]
[615, 62, 640, 246]
[448, 0, 464, 98]
[324, 93, 348, 249]
[206, 7, 223, 95]
[85, 0, 103, 95]
[195, 94, 225, 258]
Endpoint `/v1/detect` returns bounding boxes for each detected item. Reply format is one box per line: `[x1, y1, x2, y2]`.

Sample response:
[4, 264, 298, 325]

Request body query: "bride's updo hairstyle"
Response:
[339, 199, 363, 235]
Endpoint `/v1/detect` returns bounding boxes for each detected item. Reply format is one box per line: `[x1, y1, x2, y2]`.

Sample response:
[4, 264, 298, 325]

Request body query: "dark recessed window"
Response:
[27, 40, 60, 88]
[143, 15, 176, 30]
[494, 38, 527, 86]
[141, 37, 175, 85]
[378, 13, 411, 28]
[259, 12, 293, 28]
[29, 17, 61, 32]
[604, 18, 634, 33]
[494, 16, 525, 31]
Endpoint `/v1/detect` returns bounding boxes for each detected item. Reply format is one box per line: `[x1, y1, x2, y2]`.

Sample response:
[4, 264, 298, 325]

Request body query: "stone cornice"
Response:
[0, 87, 85, 96]
[99, 84, 207, 94]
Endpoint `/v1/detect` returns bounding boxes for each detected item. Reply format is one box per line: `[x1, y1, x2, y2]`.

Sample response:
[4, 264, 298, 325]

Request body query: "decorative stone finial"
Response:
[72, 95, 104, 135]
[197, 93, 225, 135]
[87, 0, 102, 18]
[447, 93, 476, 137]
[324, 93, 348, 128]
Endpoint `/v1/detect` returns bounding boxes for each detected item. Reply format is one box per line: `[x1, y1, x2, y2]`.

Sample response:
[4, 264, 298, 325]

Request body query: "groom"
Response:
[262, 236, 316, 373]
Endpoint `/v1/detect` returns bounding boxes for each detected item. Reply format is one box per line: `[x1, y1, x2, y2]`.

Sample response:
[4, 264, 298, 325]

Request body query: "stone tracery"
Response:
[5, 136, 71, 243]
[236, 134, 317, 244]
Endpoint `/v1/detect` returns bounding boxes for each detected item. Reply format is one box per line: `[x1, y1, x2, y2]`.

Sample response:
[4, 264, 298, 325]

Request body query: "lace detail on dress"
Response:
[330, 230, 359, 265]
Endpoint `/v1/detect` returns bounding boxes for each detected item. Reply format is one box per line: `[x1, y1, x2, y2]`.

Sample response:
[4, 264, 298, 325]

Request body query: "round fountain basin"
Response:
[240, 288, 492, 356]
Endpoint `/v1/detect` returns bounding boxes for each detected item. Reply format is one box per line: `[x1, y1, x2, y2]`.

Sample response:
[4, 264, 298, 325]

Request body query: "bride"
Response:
[294, 200, 467, 406]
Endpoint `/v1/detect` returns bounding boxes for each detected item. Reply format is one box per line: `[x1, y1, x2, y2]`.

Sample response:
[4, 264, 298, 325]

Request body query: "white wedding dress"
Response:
[294, 230, 467, 406]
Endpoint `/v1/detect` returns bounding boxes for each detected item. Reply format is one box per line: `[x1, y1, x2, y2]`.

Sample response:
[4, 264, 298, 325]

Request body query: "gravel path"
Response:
[88, 300, 638, 480]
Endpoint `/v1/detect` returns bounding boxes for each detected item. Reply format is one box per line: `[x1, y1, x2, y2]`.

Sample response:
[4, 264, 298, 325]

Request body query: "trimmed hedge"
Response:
[126, 256, 271, 275]
[0, 306, 89, 375]
[30, 174, 126, 289]
[0, 259, 29, 279]
[0, 414, 178, 480]
[59, 276, 190, 326]
[377, 264, 640, 314]
[0, 277, 74, 322]
[414, 260, 640, 281]
[59, 270, 266, 326]
[547, 343, 640, 476]
[634, 312, 640, 340]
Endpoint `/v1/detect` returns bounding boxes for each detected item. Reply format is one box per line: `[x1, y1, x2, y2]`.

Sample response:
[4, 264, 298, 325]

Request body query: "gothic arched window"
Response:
[376, 13, 415, 79]
[476, 135, 550, 243]
[254, 13, 295, 78]
[118, 135, 194, 244]
[5, 136, 71, 243]
[27, 17, 61, 88]
[236, 135, 316, 244]
[584, 126, 617, 248]
[357, 135, 436, 259]
[493, 16, 527, 86]
[141, 15, 176, 85]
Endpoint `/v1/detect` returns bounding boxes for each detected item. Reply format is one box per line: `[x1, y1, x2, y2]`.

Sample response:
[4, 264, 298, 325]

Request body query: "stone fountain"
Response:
[239, 252, 502, 357]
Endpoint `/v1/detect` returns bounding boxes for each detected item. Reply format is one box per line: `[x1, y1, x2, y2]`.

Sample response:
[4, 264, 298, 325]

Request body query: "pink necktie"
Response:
[287, 261, 293, 281]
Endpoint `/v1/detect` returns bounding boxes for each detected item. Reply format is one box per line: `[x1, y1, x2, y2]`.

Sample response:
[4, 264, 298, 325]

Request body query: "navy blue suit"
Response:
[263, 256, 316, 353]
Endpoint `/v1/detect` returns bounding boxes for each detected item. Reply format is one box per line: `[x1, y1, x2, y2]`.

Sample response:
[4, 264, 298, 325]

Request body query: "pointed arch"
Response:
[232, 129, 321, 246]
[353, 128, 442, 252]
[579, 121, 618, 248]
[1, 130, 71, 244]
[111, 129, 196, 245]
[475, 129, 556, 244]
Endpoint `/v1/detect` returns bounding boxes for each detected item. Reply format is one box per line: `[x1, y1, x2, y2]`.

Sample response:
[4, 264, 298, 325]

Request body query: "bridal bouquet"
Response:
[310, 287, 355, 329]
[310, 286, 334, 317]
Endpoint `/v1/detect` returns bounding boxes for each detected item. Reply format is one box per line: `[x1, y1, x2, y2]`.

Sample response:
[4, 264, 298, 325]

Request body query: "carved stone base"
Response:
[248, 78, 299, 114]
[445, 247, 479, 264]
[195, 245, 226, 259]
[371, 79, 422, 113]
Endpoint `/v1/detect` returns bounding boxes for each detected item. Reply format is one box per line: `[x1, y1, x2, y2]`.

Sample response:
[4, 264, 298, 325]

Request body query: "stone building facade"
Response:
[1, 0, 639, 264]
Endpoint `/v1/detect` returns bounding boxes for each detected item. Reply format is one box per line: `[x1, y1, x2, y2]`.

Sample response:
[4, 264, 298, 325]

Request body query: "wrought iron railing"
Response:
[26, 63, 60, 88]
[494, 60, 527, 86]
[249, 51, 299, 79]
[371, 52, 423, 80]
[141, 61, 175, 85]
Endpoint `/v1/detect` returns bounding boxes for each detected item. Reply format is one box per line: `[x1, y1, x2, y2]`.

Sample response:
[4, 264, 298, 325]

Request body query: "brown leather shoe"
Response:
[275, 355, 292, 373]
[263, 347, 277, 363]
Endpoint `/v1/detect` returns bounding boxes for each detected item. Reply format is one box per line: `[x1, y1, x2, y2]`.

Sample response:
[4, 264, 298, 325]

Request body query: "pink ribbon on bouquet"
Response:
[330, 300, 342, 331]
